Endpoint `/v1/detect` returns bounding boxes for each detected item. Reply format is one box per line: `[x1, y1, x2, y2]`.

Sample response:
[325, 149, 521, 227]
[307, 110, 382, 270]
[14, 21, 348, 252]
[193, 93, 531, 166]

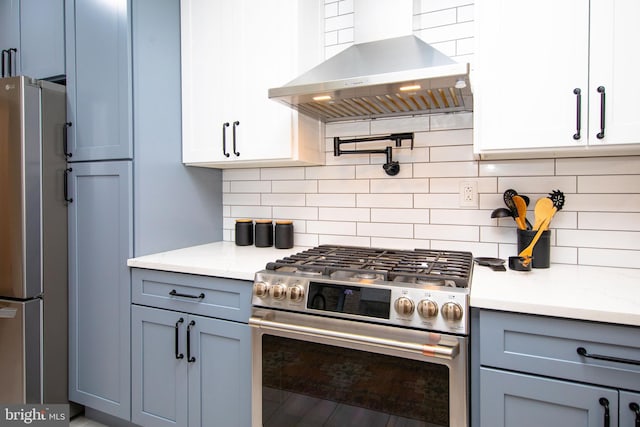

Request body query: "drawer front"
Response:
[480, 310, 640, 391]
[131, 269, 252, 322]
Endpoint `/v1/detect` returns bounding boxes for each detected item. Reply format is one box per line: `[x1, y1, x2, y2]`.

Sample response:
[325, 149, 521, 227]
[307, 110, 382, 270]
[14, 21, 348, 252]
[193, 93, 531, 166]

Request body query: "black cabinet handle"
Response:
[8, 48, 17, 77]
[596, 86, 606, 139]
[1, 49, 6, 77]
[174, 318, 184, 360]
[630, 402, 640, 427]
[64, 168, 73, 203]
[232, 121, 240, 156]
[63, 122, 73, 158]
[222, 122, 230, 157]
[169, 289, 205, 300]
[573, 88, 582, 140]
[577, 347, 640, 366]
[187, 320, 196, 363]
[599, 398, 610, 427]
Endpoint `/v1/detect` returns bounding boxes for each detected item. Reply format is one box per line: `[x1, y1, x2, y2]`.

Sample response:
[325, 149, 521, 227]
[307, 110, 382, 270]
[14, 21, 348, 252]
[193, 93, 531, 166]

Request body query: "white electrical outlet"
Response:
[459, 181, 478, 207]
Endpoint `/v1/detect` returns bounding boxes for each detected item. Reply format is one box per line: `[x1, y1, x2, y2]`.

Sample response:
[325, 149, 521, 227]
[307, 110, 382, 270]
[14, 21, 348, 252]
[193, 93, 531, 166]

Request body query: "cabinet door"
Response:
[480, 367, 618, 427]
[589, 0, 640, 145]
[68, 161, 132, 419]
[187, 315, 251, 427]
[621, 391, 640, 427]
[181, 0, 238, 164]
[65, 0, 132, 161]
[19, 0, 65, 79]
[474, 0, 589, 152]
[132, 305, 189, 427]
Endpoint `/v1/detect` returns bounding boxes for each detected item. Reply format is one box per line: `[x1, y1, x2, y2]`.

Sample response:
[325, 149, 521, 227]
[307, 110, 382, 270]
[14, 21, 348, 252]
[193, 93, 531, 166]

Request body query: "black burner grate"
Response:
[265, 245, 474, 288]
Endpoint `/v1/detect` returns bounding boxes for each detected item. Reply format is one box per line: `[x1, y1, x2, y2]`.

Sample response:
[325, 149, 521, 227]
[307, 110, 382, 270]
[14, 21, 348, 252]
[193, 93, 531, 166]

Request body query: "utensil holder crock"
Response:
[517, 228, 551, 268]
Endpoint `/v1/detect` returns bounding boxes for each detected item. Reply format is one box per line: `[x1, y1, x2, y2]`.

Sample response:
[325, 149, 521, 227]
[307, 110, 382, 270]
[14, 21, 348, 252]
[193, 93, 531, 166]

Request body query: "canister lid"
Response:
[255, 219, 273, 224]
[275, 220, 293, 225]
[235, 218, 253, 223]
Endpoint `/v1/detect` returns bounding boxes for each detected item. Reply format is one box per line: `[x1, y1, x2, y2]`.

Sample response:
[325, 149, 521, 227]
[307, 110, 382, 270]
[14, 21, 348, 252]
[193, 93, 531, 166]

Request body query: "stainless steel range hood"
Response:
[269, 35, 472, 123]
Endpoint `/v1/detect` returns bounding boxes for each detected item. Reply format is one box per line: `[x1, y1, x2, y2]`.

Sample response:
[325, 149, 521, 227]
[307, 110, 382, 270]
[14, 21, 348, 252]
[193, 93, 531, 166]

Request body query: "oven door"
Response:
[250, 308, 468, 427]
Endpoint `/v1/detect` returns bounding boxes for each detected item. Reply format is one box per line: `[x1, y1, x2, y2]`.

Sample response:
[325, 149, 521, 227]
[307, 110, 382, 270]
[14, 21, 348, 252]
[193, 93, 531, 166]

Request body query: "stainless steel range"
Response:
[250, 245, 474, 427]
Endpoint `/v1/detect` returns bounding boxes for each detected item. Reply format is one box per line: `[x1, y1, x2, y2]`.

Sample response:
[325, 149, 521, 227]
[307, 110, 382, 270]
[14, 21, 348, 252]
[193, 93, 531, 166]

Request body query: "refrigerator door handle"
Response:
[0, 307, 18, 318]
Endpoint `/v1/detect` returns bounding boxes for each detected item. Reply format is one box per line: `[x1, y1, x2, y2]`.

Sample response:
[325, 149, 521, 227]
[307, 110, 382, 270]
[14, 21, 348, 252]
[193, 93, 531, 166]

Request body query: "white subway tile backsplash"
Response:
[579, 212, 640, 231]
[557, 229, 640, 250]
[578, 248, 637, 269]
[261, 167, 305, 180]
[430, 145, 475, 162]
[415, 224, 479, 241]
[357, 193, 413, 208]
[431, 209, 494, 226]
[230, 180, 271, 193]
[308, 220, 357, 235]
[320, 207, 370, 222]
[261, 193, 306, 207]
[370, 178, 429, 193]
[497, 176, 577, 194]
[371, 208, 429, 224]
[414, 161, 477, 178]
[273, 206, 318, 221]
[218, 2, 640, 270]
[556, 156, 640, 175]
[306, 165, 356, 180]
[578, 175, 639, 193]
[306, 193, 356, 207]
[319, 179, 369, 193]
[357, 222, 414, 238]
[272, 180, 318, 193]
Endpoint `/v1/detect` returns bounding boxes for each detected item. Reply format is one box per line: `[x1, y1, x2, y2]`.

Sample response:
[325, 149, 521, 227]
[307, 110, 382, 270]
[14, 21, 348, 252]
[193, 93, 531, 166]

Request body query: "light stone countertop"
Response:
[127, 242, 640, 327]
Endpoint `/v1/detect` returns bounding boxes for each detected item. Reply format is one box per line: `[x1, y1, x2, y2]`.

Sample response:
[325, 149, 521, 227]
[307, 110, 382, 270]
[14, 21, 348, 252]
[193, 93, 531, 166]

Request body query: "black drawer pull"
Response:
[577, 347, 640, 366]
[630, 402, 640, 427]
[169, 289, 205, 300]
[187, 320, 196, 363]
[232, 121, 240, 156]
[599, 398, 610, 427]
[64, 168, 73, 203]
[222, 122, 230, 157]
[573, 88, 582, 140]
[174, 318, 184, 360]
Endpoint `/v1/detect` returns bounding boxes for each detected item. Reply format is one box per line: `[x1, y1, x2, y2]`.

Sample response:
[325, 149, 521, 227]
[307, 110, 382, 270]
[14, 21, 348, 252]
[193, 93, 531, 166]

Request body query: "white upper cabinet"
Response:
[181, 0, 325, 168]
[474, 0, 640, 158]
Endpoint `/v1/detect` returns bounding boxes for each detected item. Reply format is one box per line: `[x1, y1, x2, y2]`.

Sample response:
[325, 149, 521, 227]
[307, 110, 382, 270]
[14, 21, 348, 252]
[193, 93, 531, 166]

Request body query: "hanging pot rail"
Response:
[333, 133, 414, 176]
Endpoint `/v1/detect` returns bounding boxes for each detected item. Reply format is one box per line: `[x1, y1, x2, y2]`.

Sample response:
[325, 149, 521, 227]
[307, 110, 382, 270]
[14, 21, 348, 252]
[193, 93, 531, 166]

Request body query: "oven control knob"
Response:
[269, 283, 287, 300]
[417, 299, 438, 318]
[394, 297, 415, 316]
[253, 282, 270, 298]
[441, 302, 463, 321]
[287, 285, 305, 302]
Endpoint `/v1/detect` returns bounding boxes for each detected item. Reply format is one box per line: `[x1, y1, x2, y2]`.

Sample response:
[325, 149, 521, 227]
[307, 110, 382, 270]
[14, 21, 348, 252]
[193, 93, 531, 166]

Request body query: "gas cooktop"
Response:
[265, 245, 474, 288]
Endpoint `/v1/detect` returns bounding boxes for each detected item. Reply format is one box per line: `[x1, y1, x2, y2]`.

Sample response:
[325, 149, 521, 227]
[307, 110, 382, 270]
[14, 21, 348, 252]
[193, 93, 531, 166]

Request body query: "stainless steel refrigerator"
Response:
[0, 76, 68, 404]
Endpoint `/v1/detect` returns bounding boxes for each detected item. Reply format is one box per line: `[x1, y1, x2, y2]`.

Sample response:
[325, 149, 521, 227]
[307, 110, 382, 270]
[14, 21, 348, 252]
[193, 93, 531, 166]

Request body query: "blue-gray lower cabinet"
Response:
[480, 367, 618, 427]
[477, 310, 640, 427]
[131, 269, 252, 427]
[67, 161, 132, 419]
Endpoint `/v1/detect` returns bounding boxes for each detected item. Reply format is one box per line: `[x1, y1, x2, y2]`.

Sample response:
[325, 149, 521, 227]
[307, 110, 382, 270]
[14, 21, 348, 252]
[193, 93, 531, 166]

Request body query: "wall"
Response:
[222, 0, 640, 270]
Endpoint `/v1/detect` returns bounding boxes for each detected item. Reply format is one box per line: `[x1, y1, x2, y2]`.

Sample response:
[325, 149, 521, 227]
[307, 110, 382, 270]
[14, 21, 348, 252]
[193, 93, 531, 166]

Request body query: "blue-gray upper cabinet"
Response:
[67, 161, 132, 419]
[0, 0, 65, 79]
[65, 0, 132, 161]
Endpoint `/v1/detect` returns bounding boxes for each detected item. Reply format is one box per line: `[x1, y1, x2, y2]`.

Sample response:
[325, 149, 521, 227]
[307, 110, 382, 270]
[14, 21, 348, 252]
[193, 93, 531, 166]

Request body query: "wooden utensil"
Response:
[512, 195, 528, 230]
[532, 197, 554, 230]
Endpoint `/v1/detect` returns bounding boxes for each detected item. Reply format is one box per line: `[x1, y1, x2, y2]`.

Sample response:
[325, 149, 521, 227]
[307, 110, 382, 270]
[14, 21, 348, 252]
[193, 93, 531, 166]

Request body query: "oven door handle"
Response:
[249, 317, 459, 360]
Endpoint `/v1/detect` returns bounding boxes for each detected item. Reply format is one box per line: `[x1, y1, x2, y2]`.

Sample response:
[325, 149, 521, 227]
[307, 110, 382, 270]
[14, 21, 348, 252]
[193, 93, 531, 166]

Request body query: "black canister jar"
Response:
[254, 219, 273, 247]
[275, 220, 294, 249]
[235, 219, 253, 246]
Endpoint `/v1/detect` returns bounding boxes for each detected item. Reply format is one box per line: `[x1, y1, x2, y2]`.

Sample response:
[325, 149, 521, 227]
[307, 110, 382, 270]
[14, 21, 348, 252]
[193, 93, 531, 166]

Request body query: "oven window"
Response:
[262, 335, 449, 427]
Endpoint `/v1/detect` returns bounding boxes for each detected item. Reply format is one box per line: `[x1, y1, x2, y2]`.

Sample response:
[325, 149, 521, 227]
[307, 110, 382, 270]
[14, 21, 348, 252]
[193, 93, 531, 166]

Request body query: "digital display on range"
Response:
[307, 282, 391, 319]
